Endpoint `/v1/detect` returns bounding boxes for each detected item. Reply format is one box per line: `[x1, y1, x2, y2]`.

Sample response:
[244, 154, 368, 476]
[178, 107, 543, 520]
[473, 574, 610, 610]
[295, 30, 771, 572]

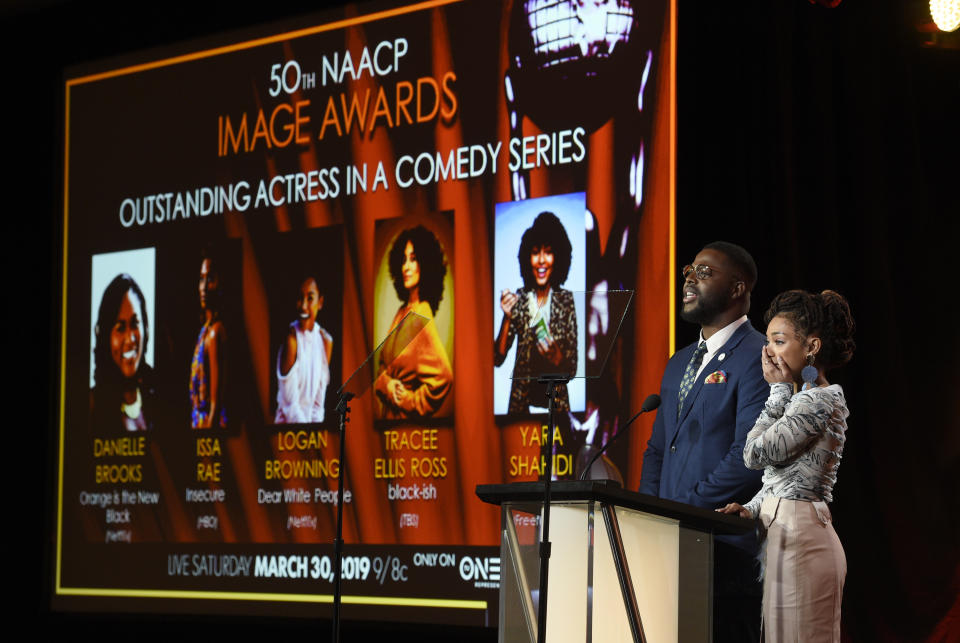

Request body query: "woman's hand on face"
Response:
[761, 346, 793, 384]
[716, 502, 752, 519]
[537, 336, 565, 366]
[500, 289, 519, 318]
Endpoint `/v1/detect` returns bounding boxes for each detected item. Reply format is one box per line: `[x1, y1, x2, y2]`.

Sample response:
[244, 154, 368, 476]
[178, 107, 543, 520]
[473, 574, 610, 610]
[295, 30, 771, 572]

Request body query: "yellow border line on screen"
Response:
[668, 0, 677, 355]
[56, 0, 466, 598]
[57, 82, 71, 593]
[66, 0, 463, 87]
[56, 587, 487, 609]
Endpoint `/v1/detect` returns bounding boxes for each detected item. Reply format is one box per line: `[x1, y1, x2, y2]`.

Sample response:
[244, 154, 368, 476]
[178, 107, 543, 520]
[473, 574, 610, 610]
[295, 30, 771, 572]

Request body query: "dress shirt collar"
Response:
[695, 315, 748, 379]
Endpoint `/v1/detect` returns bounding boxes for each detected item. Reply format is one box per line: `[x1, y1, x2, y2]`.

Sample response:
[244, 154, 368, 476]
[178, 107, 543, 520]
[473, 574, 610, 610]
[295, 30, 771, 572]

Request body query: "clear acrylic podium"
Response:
[476, 481, 755, 643]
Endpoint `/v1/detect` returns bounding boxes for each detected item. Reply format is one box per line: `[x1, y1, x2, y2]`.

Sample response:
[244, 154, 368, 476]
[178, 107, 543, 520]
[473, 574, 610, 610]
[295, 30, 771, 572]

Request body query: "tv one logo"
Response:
[458, 555, 500, 586]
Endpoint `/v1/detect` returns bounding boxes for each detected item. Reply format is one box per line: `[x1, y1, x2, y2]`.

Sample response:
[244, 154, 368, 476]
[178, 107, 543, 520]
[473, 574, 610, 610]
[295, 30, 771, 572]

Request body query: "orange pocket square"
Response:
[704, 370, 727, 384]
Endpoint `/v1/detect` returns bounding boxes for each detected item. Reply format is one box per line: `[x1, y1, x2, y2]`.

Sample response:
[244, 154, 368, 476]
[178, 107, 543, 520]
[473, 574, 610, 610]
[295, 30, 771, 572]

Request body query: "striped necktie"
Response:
[677, 342, 707, 417]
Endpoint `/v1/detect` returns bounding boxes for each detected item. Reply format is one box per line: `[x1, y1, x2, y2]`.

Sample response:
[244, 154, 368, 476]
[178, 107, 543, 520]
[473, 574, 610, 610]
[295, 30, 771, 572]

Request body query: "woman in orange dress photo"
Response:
[375, 225, 452, 419]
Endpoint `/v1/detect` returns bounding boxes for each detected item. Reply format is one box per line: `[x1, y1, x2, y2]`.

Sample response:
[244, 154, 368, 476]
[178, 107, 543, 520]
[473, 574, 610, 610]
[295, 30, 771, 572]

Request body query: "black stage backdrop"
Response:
[676, 4, 959, 641]
[7, 0, 956, 640]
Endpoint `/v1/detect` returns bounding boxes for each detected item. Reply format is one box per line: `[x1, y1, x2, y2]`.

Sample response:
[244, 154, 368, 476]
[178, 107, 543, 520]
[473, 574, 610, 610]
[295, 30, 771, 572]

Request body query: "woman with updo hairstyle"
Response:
[374, 225, 452, 419]
[494, 211, 577, 413]
[91, 273, 156, 433]
[190, 248, 227, 428]
[718, 289, 856, 642]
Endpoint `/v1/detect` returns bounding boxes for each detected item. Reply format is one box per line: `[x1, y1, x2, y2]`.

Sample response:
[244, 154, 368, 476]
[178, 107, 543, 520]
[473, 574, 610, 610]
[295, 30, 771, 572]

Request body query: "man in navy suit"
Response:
[640, 241, 767, 642]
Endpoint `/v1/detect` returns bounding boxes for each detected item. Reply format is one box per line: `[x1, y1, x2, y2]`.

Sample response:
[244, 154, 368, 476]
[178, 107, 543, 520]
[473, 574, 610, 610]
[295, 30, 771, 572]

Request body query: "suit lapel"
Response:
[674, 321, 755, 430]
[666, 342, 697, 445]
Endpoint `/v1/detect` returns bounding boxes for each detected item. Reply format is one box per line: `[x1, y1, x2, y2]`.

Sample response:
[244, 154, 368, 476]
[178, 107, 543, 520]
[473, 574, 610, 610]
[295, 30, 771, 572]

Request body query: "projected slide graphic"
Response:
[56, 0, 675, 627]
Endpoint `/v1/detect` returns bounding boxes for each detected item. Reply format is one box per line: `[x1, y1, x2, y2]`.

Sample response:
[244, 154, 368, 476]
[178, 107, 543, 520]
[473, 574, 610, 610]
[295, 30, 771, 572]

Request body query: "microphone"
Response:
[578, 394, 661, 481]
[639, 394, 661, 414]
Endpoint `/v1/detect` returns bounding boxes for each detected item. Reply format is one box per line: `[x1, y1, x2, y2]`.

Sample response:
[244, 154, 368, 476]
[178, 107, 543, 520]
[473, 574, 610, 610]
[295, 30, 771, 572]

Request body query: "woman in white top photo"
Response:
[275, 276, 333, 424]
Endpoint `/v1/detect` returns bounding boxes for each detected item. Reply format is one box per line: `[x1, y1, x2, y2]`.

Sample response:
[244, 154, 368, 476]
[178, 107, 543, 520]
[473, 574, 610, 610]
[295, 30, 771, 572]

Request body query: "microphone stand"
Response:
[331, 391, 353, 643]
[578, 394, 660, 482]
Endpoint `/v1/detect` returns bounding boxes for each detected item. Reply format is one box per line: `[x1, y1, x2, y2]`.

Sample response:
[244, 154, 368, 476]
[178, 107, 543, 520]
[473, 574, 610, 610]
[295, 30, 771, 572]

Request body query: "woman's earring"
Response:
[801, 353, 818, 391]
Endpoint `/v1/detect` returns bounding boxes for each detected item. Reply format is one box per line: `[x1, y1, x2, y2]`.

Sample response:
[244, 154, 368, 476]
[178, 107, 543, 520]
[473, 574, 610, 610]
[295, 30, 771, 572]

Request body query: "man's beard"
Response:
[680, 292, 728, 326]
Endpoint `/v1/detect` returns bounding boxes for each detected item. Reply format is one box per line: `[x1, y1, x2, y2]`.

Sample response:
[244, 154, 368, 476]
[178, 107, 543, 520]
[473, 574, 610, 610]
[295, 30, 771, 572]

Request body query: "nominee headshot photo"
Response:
[493, 193, 586, 417]
[372, 212, 454, 421]
[89, 247, 157, 434]
[187, 245, 231, 430]
[263, 228, 343, 427]
[153, 240, 243, 432]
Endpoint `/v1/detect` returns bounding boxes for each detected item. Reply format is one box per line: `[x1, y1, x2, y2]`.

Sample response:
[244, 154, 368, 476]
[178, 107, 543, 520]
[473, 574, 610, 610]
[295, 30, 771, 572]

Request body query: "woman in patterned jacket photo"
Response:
[494, 211, 578, 414]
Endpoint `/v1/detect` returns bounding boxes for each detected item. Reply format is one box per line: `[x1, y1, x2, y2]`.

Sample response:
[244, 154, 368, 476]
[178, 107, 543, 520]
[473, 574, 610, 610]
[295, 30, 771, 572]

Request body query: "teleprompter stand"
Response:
[330, 311, 429, 643]
[331, 391, 352, 643]
[507, 290, 634, 643]
[534, 374, 566, 643]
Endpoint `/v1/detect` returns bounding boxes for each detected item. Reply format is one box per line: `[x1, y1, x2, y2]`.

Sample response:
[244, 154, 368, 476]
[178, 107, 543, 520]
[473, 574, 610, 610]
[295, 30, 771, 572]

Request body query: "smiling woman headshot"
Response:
[275, 275, 334, 424]
[91, 273, 155, 433]
[494, 211, 578, 413]
[374, 225, 453, 419]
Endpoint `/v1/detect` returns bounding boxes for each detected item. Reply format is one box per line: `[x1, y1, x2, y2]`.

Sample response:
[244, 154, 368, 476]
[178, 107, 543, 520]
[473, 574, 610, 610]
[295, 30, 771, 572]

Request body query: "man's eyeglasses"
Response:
[681, 264, 724, 280]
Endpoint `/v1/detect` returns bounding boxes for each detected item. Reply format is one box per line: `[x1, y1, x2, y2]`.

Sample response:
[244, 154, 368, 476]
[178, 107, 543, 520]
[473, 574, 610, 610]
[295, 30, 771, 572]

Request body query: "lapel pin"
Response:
[718, 353, 725, 361]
